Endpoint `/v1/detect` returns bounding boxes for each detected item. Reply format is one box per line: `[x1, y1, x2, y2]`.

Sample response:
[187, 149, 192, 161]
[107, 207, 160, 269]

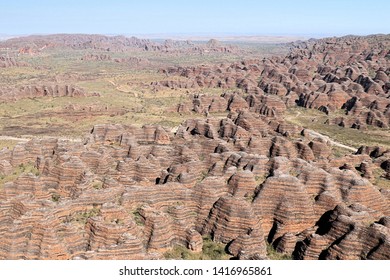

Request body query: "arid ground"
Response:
[0, 34, 389, 260]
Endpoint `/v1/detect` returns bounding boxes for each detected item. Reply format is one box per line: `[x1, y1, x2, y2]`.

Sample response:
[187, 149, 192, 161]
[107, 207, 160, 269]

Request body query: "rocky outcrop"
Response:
[81, 53, 112, 61]
[81, 53, 150, 66]
[294, 205, 390, 260]
[0, 34, 389, 260]
[253, 174, 316, 242]
[1, 34, 241, 55]
[156, 34, 389, 129]
[0, 56, 29, 68]
[0, 109, 389, 260]
[0, 85, 100, 103]
[202, 195, 261, 243]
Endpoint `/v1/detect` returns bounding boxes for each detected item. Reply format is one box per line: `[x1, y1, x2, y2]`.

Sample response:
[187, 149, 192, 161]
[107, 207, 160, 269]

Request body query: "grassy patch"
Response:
[266, 242, 292, 260]
[202, 235, 230, 260]
[285, 107, 390, 149]
[0, 139, 21, 150]
[254, 175, 267, 185]
[197, 171, 208, 183]
[0, 162, 39, 187]
[373, 168, 390, 190]
[0, 42, 287, 139]
[164, 235, 230, 260]
[69, 207, 101, 224]
[163, 245, 204, 260]
[51, 193, 61, 202]
[92, 180, 103, 190]
[331, 146, 352, 158]
[132, 208, 145, 226]
[0, 77, 197, 137]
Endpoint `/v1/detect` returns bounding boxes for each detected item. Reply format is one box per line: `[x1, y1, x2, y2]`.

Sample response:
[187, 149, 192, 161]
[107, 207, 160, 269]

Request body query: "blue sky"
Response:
[1, 0, 389, 37]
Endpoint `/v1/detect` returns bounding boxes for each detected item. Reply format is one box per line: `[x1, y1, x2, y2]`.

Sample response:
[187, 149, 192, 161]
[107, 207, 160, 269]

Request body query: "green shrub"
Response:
[164, 235, 230, 260]
[51, 193, 61, 202]
[132, 208, 145, 226]
[266, 242, 292, 260]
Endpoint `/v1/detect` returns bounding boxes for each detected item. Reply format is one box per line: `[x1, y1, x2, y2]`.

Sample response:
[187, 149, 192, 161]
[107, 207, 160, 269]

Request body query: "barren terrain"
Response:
[0, 34, 389, 260]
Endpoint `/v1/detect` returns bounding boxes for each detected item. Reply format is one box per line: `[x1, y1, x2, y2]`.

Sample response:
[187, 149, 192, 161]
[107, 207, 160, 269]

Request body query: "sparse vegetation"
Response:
[51, 193, 61, 202]
[202, 235, 230, 260]
[331, 146, 352, 158]
[197, 171, 208, 182]
[132, 208, 145, 226]
[289, 169, 301, 177]
[254, 175, 267, 185]
[92, 180, 103, 190]
[163, 235, 230, 260]
[245, 193, 256, 202]
[0, 31, 389, 262]
[163, 245, 202, 260]
[266, 242, 292, 260]
[373, 168, 390, 190]
[285, 107, 390, 149]
[0, 162, 39, 187]
[0, 40, 287, 139]
[70, 207, 101, 224]
[0, 139, 21, 150]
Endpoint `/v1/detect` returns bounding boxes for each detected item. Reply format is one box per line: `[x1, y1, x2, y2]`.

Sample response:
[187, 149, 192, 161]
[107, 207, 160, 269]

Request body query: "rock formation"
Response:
[0, 85, 99, 103]
[0, 34, 389, 260]
[0, 102, 388, 259]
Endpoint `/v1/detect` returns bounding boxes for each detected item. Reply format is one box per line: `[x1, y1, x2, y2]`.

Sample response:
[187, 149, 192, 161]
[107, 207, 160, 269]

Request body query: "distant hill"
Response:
[0, 33, 242, 54]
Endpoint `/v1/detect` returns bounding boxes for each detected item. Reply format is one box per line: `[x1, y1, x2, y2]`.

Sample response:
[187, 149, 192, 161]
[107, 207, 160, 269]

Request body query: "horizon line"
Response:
[1, 32, 389, 42]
